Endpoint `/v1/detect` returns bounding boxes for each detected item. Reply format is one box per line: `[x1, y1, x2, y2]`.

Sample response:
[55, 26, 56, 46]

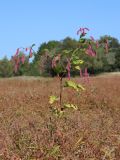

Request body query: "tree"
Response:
[115, 48, 120, 70]
[34, 41, 61, 62]
[98, 36, 120, 72]
[61, 37, 78, 50]
[99, 35, 119, 49]
[0, 56, 13, 77]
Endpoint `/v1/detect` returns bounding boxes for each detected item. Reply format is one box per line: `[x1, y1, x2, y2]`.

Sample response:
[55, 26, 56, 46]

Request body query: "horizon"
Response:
[0, 0, 120, 59]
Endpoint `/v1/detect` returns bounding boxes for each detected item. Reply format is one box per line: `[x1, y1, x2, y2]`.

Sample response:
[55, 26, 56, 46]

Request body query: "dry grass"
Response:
[0, 76, 120, 159]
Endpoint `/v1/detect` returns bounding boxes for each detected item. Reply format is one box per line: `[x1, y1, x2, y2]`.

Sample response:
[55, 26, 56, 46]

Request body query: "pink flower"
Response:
[84, 68, 89, 83]
[66, 58, 71, 80]
[84, 68, 89, 77]
[77, 27, 89, 36]
[14, 64, 19, 73]
[16, 57, 20, 65]
[86, 44, 96, 56]
[79, 68, 89, 83]
[52, 59, 56, 68]
[29, 48, 33, 58]
[15, 48, 19, 56]
[52, 54, 61, 68]
[21, 55, 25, 64]
[12, 54, 21, 73]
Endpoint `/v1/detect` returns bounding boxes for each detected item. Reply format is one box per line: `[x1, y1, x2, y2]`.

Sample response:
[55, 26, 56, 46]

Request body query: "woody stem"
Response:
[59, 77, 63, 110]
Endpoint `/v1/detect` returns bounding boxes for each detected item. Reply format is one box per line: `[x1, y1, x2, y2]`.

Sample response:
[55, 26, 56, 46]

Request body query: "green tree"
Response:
[115, 48, 120, 70]
[28, 61, 41, 76]
[99, 35, 119, 49]
[98, 36, 120, 72]
[34, 41, 61, 62]
[61, 37, 78, 50]
[0, 56, 13, 77]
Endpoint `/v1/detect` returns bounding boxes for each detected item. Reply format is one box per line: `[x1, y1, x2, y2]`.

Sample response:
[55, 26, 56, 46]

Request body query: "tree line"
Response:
[0, 35, 120, 78]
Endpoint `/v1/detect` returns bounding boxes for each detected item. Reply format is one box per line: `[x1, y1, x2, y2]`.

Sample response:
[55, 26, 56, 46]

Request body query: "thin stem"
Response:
[59, 77, 63, 110]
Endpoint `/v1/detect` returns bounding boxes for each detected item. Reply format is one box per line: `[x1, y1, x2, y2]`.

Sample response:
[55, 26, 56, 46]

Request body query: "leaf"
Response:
[64, 80, 85, 92]
[72, 48, 79, 55]
[64, 104, 78, 110]
[72, 55, 79, 60]
[58, 110, 64, 117]
[63, 49, 72, 54]
[64, 80, 79, 91]
[51, 107, 64, 117]
[77, 84, 85, 91]
[73, 59, 84, 65]
[75, 66, 80, 70]
[49, 96, 58, 104]
[48, 145, 60, 157]
[31, 44, 35, 47]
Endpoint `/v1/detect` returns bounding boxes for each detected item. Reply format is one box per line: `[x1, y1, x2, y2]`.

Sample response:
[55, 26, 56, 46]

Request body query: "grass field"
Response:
[0, 75, 120, 159]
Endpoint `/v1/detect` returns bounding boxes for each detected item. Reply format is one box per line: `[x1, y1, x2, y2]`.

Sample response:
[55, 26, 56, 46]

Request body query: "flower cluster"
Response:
[51, 27, 109, 81]
[12, 46, 34, 72]
[77, 27, 89, 36]
[52, 54, 61, 68]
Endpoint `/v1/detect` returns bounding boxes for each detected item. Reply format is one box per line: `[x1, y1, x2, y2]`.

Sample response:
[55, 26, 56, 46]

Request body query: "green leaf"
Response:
[79, 38, 86, 43]
[64, 104, 78, 110]
[51, 107, 64, 117]
[64, 80, 79, 91]
[72, 48, 79, 55]
[64, 80, 85, 92]
[31, 44, 35, 47]
[63, 49, 72, 54]
[71, 55, 79, 61]
[77, 84, 85, 91]
[58, 110, 64, 117]
[74, 66, 80, 70]
[73, 59, 84, 65]
[49, 96, 58, 104]
[48, 145, 60, 157]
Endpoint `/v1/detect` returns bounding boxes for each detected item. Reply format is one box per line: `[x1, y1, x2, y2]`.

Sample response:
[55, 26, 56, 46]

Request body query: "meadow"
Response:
[0, 75, 120, 159]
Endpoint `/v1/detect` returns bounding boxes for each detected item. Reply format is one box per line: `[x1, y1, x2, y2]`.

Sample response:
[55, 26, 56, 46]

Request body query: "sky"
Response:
[0, 0, 120, 59]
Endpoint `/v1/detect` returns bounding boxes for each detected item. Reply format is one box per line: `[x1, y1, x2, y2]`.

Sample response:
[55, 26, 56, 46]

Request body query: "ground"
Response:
[0, 75, 120, 159]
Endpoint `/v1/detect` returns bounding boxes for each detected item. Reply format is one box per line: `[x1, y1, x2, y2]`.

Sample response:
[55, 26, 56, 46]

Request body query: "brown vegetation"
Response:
[0, 76, 120, 159]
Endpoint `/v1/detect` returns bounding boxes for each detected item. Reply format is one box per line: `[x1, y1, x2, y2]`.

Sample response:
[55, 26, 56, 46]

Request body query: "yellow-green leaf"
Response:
[75, 66, 80, 70]
[73, 59, 84, 65]
[64, 81, 85, 92]
[64, 80, 79, 91]
[64, 104, 78, 110]
[49, 96, 58, 104]
[77, 84, 85, 91]
[48, 145, 60, 157]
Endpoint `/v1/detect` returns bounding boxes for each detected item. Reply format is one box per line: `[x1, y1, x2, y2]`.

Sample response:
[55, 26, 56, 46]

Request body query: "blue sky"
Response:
[0, 0, 120, 59]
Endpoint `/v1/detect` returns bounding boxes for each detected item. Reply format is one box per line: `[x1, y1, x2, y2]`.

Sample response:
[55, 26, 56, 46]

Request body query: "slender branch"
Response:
[59, 77, 63, 110]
